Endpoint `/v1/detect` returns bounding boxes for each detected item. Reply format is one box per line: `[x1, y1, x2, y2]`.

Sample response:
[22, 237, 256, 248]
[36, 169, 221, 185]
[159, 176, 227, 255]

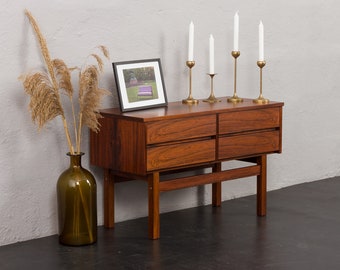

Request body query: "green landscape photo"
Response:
[123, 67, 159, 103]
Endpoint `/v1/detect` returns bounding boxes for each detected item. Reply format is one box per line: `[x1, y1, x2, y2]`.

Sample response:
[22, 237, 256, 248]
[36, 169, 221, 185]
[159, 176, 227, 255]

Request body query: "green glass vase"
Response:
[57, 152, 97, 246]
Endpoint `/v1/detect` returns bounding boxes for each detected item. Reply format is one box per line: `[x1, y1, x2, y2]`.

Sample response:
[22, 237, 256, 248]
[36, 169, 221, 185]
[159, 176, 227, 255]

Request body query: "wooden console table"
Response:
[90, 98, 283, 239]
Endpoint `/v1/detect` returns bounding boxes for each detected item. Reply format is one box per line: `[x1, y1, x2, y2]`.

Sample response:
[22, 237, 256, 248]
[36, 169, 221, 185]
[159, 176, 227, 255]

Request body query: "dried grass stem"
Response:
[21, 10, 110, 155]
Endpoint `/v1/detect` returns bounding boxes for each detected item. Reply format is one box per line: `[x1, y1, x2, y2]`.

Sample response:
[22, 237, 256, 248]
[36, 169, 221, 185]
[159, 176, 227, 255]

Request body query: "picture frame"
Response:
[112, 58, 167, 112]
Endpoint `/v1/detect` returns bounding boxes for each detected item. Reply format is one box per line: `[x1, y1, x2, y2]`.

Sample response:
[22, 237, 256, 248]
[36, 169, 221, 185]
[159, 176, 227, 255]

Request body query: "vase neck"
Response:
[67, 152, 84, 167]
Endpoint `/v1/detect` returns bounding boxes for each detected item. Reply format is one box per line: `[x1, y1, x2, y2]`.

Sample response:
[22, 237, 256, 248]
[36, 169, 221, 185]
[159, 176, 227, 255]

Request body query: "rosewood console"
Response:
[90, 98, 284, 239]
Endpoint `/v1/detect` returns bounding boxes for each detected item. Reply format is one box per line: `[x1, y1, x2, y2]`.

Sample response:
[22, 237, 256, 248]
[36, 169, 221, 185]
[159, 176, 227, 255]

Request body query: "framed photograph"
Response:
[112, 58, 167, 112]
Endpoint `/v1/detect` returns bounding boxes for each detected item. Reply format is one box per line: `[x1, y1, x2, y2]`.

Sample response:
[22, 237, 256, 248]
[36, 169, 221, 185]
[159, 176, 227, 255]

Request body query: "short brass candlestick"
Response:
[182, 61, 199, 105]
[203, 73, 221, 103]
[228, 51, 243, 103]
[253, 60, 269, 104]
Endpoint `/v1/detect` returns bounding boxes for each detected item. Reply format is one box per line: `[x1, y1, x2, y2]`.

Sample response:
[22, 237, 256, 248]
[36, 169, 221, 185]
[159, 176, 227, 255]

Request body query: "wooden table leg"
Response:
[257, 155, 267, 216]
[104, 169, 115, 228]
[212, 163, 222, 207]
[148, 172, 160, 239]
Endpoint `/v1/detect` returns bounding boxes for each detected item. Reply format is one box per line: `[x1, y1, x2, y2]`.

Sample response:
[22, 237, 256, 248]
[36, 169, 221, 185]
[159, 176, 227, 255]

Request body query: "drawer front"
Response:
[147, 139, 215, 171]
[146, 115, 216, 144]
[219, 107, 281, 134]
[218, 130, 280, 160]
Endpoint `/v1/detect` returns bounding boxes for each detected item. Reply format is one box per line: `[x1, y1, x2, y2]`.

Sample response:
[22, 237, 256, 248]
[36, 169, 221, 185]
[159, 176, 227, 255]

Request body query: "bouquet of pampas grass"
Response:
[20, 10, 110, 154]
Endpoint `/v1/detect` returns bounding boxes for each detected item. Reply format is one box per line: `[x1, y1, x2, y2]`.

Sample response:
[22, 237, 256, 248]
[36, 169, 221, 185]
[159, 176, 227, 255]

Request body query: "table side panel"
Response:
[90, 117, 115, 169]
[115, 119, 147, 175]
[278, 106, 283, 153]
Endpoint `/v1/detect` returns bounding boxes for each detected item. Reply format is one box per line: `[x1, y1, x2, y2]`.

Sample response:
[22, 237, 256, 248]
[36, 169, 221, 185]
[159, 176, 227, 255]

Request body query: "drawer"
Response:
[218, 130, 280, 160]
[146, 115, 216, 144]
[147, 139, 215, 171]
[219, 107, 281, 134]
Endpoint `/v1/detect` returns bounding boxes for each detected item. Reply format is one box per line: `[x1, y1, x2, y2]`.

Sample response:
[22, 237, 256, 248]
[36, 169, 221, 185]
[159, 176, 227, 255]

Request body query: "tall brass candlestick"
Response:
[203, 74, 221, 103]
[227, 51, 243, 103]
[182, 61, 199, 104]
[253, 61, 269, 104]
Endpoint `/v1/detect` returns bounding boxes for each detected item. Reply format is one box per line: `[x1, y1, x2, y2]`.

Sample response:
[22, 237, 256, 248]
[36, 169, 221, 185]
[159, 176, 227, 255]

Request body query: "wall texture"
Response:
[1, 0, 340, 246]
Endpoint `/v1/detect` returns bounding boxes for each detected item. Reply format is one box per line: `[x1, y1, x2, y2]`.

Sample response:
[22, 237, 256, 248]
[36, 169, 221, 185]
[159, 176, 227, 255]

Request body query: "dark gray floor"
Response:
[1, 177, 340, 270]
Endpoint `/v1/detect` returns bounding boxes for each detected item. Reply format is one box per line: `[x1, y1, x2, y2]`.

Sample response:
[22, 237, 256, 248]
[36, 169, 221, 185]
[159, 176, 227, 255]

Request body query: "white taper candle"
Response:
[188, 21, 194, 61]
[233, 12, 239, 51]
[209, 34, 214, 74]
[259, 21, 264, 61]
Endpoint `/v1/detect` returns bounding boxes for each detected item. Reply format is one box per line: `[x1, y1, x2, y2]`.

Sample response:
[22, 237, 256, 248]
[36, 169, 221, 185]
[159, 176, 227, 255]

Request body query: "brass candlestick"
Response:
[203, 74, 221, 103]
[253, 60, 269, 104]
[227, 51, 243, 103]
[182, 61, 199, 105]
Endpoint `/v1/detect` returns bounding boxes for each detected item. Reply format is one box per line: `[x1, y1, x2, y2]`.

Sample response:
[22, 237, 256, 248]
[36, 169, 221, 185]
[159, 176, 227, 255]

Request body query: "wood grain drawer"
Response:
[146, 115, 216, 144]
[147, 139, 215, 171]
[219, 107, 281, 134]
[218, 130, 280, 160]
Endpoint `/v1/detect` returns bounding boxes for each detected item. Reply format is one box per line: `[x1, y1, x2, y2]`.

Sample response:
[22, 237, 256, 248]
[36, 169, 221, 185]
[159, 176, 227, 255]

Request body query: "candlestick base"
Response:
[253, 95, 269, 104]
[203, 95, 221, 103]
[182, 97, 199, 105]
[203, 73, 221, 103]
[227, 94, 243, 103]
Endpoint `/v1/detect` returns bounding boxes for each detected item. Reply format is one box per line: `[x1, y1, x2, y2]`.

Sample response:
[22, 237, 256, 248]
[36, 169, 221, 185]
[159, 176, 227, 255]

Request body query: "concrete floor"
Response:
[1, 177, 340, 269]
